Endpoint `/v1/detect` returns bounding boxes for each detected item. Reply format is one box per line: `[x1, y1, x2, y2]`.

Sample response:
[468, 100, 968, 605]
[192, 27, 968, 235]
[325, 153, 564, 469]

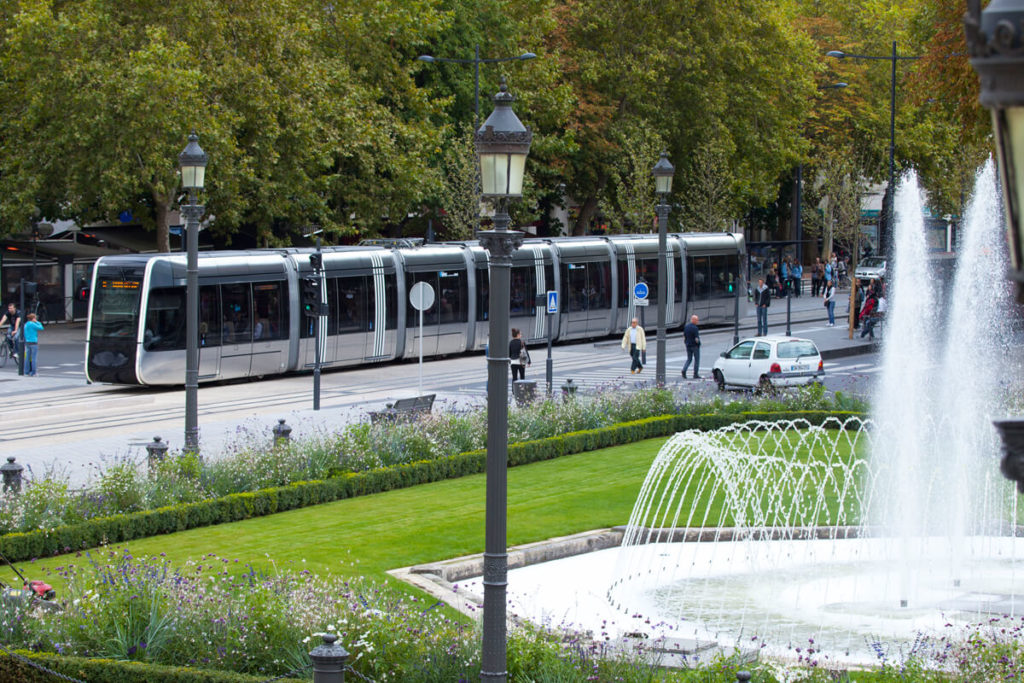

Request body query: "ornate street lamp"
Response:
[179, 132, 207, 455]
[475, 78, 531, 683]
[652, 152, 674, 386]
[965, 0, 1024, 490]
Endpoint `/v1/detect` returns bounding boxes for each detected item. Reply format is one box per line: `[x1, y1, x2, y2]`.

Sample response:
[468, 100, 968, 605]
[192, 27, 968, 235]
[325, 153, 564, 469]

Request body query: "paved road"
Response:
[0, 292, 878, 486]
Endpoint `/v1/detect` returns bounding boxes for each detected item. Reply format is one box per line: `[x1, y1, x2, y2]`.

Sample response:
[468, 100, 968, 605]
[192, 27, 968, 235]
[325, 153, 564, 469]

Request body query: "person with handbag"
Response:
[620, 318, 646, 374]
[509, 328, 530, 381]
[823, 280, 837, 327]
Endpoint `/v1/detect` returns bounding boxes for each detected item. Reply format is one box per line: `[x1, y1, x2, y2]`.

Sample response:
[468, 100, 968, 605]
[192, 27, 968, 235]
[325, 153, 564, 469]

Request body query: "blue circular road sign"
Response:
[633, 282, 649, 300]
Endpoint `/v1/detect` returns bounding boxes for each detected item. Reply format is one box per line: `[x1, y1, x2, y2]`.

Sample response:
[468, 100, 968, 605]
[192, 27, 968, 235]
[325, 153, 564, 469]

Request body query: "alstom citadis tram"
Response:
[85, 233, 746, 385]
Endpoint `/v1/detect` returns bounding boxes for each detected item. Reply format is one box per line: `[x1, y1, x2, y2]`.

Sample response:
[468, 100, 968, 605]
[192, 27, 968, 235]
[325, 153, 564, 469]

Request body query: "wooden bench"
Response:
[369, 394, 436, 424]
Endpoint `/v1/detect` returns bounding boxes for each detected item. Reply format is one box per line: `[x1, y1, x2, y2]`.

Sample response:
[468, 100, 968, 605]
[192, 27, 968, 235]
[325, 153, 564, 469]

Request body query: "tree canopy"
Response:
[0, 0, 994, 249]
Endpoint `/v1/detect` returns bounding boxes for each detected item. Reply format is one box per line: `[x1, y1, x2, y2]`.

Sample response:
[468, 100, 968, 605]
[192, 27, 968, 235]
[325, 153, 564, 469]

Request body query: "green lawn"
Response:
[21, 437, 670, 589]
[14, 427, 868, 592]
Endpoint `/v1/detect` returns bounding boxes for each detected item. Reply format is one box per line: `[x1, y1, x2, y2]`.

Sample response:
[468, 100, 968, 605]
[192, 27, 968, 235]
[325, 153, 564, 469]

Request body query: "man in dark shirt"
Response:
[0, 302, 22, 359]
[755, 278, 771, 336]
[681, 314, 701, 379]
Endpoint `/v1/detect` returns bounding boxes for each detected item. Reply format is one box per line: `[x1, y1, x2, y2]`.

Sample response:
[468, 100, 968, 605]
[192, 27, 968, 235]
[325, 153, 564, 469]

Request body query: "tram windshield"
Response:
[91, 278, 142, 339]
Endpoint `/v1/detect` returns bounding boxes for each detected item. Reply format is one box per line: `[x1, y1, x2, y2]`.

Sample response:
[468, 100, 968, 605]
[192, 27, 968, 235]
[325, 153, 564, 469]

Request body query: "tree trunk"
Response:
[572, 173, 608, 236]
[153, 192, 173, 253]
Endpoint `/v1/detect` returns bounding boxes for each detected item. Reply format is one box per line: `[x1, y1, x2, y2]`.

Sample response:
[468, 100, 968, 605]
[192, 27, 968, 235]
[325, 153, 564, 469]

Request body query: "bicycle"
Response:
[0, 333, 15, 369]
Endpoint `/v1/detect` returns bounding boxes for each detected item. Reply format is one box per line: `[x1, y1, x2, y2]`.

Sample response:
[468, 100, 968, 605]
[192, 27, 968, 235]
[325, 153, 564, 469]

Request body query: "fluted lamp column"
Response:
[475, 78, 531, 683]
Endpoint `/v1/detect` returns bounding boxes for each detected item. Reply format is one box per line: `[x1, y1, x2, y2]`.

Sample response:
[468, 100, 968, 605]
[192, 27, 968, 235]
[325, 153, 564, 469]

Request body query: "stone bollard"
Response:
[310, 633, 348, 683]
[272, 418, 292, 447]
[145, 436, 169, 472]
[512, 379, 537, 406]
[560, 378, 577, 401]
[735, 671, 752, 683]
[1, 457, 23, 494]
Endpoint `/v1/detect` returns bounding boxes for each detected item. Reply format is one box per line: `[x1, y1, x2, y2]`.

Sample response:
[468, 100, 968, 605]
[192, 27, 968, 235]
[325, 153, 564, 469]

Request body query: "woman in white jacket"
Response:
[620, 318, 647, 374]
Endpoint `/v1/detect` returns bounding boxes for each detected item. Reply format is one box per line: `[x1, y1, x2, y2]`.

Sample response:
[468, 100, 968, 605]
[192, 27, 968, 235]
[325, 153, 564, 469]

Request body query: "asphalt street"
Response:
[0, 290, 879, 487]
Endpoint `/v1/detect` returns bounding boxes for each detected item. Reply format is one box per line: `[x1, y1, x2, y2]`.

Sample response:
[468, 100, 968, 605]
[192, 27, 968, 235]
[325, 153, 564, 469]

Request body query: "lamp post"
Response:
[417, 46, 536, 130]
[828, 46, 920, 257]
[652, 152, 674, 386]
[965, 0, 1024, 489]
[179, 132, 208, 455]
[475, 78, 531, 683]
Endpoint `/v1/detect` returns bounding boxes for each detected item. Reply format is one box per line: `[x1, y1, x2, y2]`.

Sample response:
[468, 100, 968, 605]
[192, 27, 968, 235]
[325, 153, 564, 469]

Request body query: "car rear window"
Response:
[777, 341, 818, 359]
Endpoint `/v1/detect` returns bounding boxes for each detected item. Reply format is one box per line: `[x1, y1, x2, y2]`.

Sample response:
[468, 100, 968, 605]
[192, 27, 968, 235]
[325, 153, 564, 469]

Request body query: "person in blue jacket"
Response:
[22, 313, 43, 376]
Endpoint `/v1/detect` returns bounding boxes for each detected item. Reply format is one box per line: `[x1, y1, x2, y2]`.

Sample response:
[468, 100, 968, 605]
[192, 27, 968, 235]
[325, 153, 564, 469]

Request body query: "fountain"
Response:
[487, 164, 1024, 665]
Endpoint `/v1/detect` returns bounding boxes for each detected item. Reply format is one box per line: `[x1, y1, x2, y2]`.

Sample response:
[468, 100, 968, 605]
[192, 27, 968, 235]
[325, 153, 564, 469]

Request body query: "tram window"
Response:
[588, 261, 611, 309]
[200, 285, 221, 348]
[406, 272, 439, 326]
[221, 283, 252, 344]
[336, 276, 366, 334]
[476, 267, 489, 321]
[709, 255, 738, 298]
[510, 266, 535, 316]
[438, 270, 467, 324]
[144, 287, 186, 351]
[563, 263, 587, 312]
[252, 281, 286, 340]
[91, 278, 141, 339]
[382, 273, 398, 329]
[689, 256, 710, 300]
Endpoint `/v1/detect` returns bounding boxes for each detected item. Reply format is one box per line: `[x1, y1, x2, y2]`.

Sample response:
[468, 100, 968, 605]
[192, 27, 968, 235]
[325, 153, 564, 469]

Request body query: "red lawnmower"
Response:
[0, 551, 60, 612]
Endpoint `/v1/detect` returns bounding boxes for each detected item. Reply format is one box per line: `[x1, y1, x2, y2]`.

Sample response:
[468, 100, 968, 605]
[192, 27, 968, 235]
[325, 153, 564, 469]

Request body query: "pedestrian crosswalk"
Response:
[823, 361, 882, 376]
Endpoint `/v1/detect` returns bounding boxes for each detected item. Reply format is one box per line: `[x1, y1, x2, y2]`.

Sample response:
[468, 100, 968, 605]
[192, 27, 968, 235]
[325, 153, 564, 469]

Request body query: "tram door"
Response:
[688, 256, 712, 321]
[334, 275, 369, 363]
[198, 285, 221, 379]
[220, 282, 253, 378]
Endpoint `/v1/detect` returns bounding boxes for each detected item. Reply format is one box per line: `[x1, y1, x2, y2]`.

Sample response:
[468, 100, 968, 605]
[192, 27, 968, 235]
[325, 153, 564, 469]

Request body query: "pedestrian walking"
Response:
[823, 280, 837, 327]
[681, 314, 701, 379]
[620, 318, 646, 374]
[509, 328, 530, 381]
[22, 313, 43, 376]
[791, 261, 803, 297]
[811, 258, 823, 297]
[755, 278, 771, 336]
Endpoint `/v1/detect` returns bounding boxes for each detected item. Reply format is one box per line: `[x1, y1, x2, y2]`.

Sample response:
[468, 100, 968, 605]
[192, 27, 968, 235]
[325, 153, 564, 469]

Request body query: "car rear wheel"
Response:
[713, 369, 725, 391]
[756, 375, 776, 396]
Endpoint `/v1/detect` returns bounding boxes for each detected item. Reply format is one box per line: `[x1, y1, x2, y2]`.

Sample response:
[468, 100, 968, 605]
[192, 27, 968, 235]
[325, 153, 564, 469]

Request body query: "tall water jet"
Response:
[482, 163, 1024, 665]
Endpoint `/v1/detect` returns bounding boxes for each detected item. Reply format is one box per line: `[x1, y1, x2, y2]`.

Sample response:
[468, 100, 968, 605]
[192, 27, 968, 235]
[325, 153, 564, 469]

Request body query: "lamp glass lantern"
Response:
[652, 152, 675, 196]
[475, 80, 532, 199]
[179, 132, 208, 191]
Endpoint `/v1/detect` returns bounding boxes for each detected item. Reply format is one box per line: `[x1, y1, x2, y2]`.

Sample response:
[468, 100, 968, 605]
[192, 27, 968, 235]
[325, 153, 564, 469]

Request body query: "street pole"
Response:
[785, 289, 792, 336]
[478, 214, 523, 683]
[655, 202, 668, 386]
[733, 290, 740, 344]
[651, 152, 674, 386]
[179, 132, 208, 456]
[545, 311, 553, 396]
[313, 237, 323, 411]
[475, 80, 531, 681]
[183, 195, 203, 453]
[887, 40, 897, 258]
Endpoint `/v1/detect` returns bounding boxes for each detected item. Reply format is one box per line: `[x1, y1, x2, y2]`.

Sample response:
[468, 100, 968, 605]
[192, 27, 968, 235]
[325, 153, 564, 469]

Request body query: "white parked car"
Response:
[854, 257, 886, 281]
[712, 336, 824, 392]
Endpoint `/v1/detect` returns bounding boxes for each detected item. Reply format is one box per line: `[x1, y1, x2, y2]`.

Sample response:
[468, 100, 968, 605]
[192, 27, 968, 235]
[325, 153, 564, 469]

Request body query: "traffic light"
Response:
[309, 252, 323, 272]
[302, 277, 320, 318]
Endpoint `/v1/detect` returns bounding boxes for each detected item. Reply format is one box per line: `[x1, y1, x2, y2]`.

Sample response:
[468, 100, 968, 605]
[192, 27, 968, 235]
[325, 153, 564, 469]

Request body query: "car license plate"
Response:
[791, 364, 807, 371]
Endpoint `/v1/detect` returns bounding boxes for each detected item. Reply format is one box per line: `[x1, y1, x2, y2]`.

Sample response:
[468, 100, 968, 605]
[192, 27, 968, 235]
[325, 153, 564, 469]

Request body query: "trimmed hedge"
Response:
[0, 649, 303, 682]
[0, 410, 862, 562]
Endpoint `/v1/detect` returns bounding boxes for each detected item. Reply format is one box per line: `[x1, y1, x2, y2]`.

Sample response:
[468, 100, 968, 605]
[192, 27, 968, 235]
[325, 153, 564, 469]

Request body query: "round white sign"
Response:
[409, 281, 436, 311]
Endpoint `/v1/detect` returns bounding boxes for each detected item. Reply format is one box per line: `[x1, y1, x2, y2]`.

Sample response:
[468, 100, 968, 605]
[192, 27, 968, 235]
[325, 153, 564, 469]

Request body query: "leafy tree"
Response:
[677, 143, 735, 233]
[0, 0, 446, 250]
